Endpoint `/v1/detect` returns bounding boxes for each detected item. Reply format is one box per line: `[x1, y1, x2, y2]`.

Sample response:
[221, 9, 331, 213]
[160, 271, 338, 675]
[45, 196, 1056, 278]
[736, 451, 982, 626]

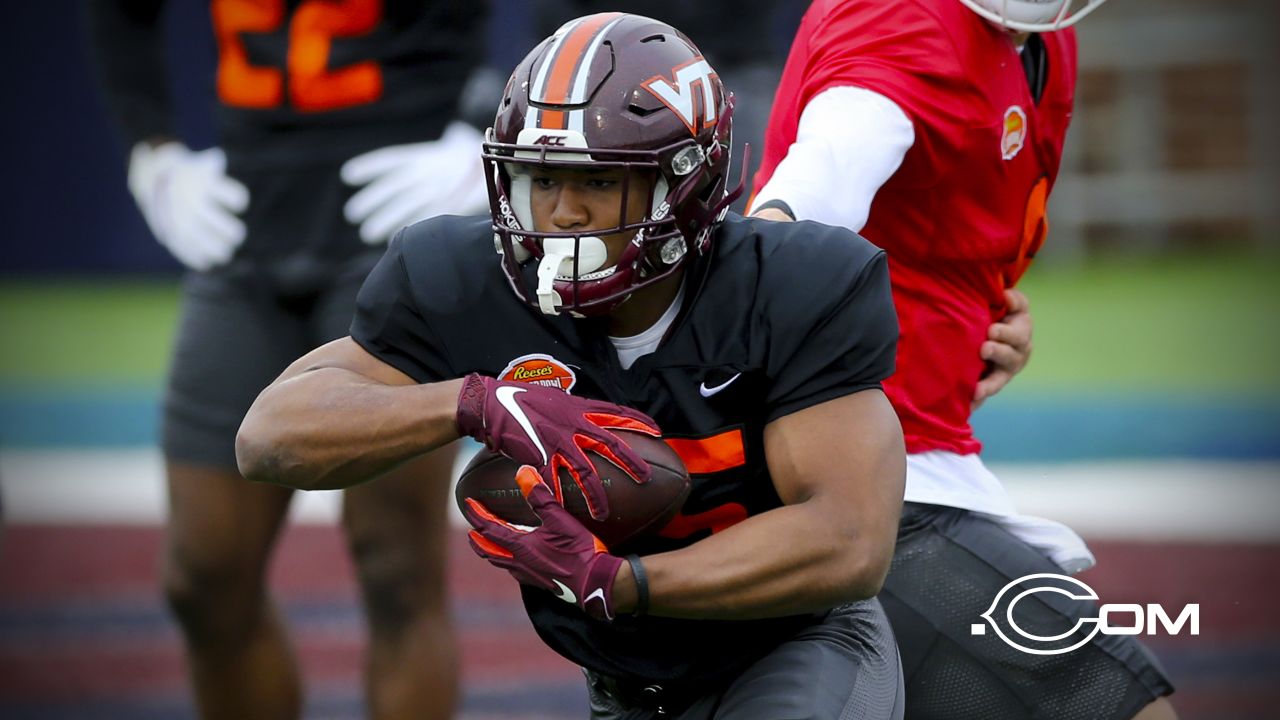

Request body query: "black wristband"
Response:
[751, 198, 795, 220]
[625, 555, 649, 617]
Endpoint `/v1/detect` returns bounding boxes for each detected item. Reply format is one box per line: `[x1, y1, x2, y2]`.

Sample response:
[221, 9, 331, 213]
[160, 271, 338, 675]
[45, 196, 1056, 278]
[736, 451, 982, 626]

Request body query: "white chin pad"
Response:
[543, 236, 608, 277]
[534, 236, 609, 315]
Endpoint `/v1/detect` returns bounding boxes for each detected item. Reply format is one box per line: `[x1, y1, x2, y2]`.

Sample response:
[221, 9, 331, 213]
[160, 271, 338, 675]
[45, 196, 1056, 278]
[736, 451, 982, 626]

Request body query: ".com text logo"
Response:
[971, 573, 1199, 655]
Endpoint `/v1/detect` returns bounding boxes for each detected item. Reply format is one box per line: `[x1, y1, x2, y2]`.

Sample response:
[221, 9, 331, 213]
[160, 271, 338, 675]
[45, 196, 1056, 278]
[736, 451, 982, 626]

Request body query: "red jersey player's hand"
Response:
[463, 466, 626, 621]
[454, 373, 661, 519]
[973, 288, 1034, 410]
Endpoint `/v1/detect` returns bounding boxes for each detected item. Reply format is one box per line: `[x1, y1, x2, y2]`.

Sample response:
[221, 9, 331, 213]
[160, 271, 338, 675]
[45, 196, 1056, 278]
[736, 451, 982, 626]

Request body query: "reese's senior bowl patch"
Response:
[499, 353, 577, 393]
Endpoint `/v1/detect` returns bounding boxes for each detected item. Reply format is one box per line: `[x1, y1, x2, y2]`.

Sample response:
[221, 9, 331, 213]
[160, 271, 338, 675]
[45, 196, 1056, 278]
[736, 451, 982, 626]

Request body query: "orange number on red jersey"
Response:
[212, 0, 383, 113]
[1005, 175, 1050, 287]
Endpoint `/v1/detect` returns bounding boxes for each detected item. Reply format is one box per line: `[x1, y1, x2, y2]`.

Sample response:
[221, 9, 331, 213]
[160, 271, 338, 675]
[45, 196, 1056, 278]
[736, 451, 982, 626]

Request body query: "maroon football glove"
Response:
[464, 465, 626, 621]
[455, 373, 660, 519]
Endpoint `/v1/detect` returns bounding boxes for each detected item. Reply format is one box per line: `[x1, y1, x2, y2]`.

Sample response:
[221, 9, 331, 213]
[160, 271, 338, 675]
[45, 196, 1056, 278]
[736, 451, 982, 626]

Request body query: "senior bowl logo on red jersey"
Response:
[1001, 106, 1028, 160]
[499, 354, 577, 393]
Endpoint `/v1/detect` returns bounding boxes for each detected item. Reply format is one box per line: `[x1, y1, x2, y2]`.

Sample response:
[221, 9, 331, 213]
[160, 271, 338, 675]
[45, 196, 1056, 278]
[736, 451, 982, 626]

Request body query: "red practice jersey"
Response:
[754, 0, 1078, 455]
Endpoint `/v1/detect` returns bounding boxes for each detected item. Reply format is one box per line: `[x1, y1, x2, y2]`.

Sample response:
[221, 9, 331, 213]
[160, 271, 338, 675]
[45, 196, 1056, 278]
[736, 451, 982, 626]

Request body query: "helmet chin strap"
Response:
[535, 236, 609, 315]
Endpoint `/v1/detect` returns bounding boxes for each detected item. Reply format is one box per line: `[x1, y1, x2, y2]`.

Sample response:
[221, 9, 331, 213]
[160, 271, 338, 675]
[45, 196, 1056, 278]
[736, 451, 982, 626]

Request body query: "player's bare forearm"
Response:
[615, 390, 905, 619]
[614, 502, 889, 619]
[236, 337, 463, 491]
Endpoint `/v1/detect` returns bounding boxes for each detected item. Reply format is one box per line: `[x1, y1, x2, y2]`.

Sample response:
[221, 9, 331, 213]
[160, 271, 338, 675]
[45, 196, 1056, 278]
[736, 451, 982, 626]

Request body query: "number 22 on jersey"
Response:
[212, 0, 382, 112]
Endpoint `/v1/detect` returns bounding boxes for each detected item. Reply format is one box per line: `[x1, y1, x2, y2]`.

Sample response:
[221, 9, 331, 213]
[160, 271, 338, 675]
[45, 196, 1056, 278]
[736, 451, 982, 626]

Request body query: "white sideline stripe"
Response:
[992, 460, 1280, 542]
[1, 449, 1278, 541]
[0, 447, 481, 527]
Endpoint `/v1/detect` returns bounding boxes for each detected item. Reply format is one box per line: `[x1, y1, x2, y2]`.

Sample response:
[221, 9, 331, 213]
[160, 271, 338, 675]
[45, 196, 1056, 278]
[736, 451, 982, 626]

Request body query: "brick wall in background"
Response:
[1048, 0, 1280, 259]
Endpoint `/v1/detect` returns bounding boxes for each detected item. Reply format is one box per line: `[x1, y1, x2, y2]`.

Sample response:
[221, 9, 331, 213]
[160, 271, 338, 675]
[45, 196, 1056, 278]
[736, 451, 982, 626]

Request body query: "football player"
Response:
[239, 13, 908, 718]
[749, 1, 1177, 718]
[86, 1, 489, 717]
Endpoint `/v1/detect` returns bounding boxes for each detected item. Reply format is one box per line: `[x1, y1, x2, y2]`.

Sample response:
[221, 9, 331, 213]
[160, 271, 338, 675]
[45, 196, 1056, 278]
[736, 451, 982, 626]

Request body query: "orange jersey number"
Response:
[657, 430, 750, 541]
[1004, 175, 1050, 287]
[212, 0, 383, 113]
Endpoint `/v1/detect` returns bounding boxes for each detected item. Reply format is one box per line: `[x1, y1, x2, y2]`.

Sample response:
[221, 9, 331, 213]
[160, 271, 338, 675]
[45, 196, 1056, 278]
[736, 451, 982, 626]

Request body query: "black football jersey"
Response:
[89, 0, 485, 168]
[351, 213, 898, 683]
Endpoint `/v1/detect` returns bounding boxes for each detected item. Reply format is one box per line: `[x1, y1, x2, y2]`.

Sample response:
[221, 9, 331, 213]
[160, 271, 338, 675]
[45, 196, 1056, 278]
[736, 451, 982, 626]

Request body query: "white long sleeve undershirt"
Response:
[749, 85, 915, 232]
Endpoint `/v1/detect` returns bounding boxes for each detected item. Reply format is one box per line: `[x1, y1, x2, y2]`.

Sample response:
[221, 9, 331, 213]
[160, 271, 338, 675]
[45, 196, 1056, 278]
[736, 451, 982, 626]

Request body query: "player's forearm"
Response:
[615, 499, 895, 620]
[236, 371, 464, 491]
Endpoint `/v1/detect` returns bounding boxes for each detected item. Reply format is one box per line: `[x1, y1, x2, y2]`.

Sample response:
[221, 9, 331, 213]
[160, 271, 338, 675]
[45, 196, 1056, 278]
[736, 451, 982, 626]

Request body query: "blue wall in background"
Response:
[1, 0, 537, 277]
[3, 1, 219, 275]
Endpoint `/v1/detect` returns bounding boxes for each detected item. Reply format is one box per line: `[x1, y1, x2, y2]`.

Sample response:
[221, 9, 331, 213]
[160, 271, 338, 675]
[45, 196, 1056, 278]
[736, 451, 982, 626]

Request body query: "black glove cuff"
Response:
[752, 198, 795, 220]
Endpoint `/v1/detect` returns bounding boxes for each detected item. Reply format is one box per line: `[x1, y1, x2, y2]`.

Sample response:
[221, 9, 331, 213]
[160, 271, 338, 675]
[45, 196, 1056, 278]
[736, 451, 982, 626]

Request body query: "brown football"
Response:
[456, 430, 691, 553]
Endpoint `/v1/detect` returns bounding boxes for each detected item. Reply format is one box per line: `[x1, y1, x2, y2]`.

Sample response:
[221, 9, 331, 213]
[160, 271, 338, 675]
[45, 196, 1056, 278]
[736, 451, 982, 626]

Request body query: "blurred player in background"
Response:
[237, 13, 908, 718]
[749, 0, 1177, 718]
[86, 1, 489, 717]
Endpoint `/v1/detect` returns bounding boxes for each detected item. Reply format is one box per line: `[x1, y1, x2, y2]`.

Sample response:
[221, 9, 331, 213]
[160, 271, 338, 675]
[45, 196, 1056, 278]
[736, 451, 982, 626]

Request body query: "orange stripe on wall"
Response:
[665, 430, 745, 475]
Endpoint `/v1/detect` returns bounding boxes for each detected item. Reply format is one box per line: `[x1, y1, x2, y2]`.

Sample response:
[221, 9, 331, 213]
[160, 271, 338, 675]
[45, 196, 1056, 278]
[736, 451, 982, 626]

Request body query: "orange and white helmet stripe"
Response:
[526, 12, 625, 133]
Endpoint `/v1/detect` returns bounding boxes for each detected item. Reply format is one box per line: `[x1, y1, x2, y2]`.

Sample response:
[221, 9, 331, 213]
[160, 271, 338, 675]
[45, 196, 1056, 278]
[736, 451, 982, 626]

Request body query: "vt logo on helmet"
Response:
[641, 57, 721, 135]
[482, 13, 742, 317]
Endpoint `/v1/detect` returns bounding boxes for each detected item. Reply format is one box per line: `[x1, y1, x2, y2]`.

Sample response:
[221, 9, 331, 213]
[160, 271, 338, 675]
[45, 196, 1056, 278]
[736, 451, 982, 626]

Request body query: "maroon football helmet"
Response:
[483, 13, 741, 317]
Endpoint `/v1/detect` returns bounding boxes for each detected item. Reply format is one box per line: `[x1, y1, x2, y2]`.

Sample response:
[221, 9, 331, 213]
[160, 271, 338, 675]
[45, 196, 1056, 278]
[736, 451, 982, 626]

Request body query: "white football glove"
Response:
[340, 121, 489, 245]
[128, 142, 249, 271]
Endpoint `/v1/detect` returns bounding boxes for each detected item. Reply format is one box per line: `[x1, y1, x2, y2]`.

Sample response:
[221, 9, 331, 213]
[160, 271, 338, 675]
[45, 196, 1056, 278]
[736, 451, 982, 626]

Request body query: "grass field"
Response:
[3, 252, 1278, 393]
[1013, 253, 1280, 394]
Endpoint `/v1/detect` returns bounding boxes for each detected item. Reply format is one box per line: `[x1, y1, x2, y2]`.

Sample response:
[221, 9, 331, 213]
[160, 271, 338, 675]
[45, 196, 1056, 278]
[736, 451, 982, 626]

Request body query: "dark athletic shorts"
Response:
[162, 159, 385, 469]
[585, 598, 905, 719]
[880, 503, 1175, 720]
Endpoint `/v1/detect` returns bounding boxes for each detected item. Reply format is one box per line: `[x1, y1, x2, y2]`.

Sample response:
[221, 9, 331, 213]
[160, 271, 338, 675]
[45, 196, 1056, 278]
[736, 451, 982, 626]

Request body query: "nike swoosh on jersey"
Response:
[495, 386, 549, 464]
[699, 372, 742, 398]
[552, 579, 577, 604]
